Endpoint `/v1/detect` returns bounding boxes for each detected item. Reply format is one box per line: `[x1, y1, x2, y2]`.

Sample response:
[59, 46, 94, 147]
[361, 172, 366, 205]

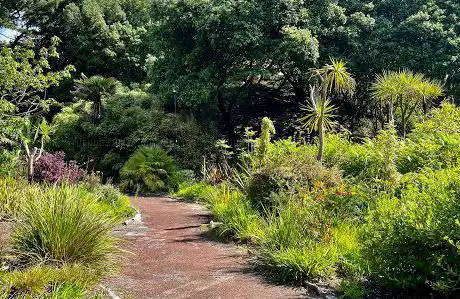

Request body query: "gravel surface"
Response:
[104, 197, 307, 299]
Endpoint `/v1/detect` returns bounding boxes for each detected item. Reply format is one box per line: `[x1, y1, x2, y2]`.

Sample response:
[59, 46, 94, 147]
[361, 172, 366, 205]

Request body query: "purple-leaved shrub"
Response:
[34, 152, 84, 184]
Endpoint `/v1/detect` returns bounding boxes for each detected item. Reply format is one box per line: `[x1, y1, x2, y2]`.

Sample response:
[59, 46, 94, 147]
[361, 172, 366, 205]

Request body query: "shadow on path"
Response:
[105, 197, 307, 299]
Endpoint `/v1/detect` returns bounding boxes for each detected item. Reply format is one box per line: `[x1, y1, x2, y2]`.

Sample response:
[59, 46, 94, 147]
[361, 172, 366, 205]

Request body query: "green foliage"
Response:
[0, 39, 74, 117]
[0, 178, 27, 220]
[258, 199, 361, 283]
[371, 70, 443, 135]
[0, 40, 74, 178]
[120, 146, 179, 193]
[245, 137, 343, 211]
[399, 103, 460, 173]
[51, 86, 215, 178]
[0, 149, 18, 178]
[0, 264, 99, 298]
[72, 74, 121, 122]
[82, 181, 136, 220]
[301, 58, 355, 161]
[361, 168, 460, 292]
[173, 182, 213, 202]
[207, 184, 265, 244]
[255, 117, 275, 164]
[322, 128, 401, 190]
[11, 183, 119, 273]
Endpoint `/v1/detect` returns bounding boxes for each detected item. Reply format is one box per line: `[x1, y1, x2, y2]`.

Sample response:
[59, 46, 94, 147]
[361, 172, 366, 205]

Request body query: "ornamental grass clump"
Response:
[12, 184, 119, 273]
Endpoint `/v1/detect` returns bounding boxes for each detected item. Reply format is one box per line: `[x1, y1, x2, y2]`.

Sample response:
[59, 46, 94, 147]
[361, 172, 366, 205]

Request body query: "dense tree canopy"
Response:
[1, 0, 460, 174]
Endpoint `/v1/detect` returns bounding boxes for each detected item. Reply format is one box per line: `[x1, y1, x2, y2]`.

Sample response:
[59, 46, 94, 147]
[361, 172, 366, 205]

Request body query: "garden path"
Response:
[104, 196, 306, 299]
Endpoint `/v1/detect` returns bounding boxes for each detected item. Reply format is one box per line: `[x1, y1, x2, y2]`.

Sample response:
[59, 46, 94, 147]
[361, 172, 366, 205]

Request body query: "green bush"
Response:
[11, 184, 119, 273]
[120, 146, 179, 193]
[81, 182, 136, 220]
[242, 138, 343, 213]
[0, 178, 134, 221]
[323, 128, 401, 190]
[50, 87, 216, 178]
[0, 149, 19, 178]
[399, 103, 460, 173]
[0, 178, 26, 220]
[361, 168, 460, 293]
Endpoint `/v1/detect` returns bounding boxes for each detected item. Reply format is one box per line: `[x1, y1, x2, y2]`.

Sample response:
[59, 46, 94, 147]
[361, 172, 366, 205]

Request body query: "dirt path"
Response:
[105, 197, 306, 299]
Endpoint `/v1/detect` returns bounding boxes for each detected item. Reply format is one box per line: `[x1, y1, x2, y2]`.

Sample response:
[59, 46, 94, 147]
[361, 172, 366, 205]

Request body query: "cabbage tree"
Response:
[300, 58, 355, 162]
[371, 70, 443, 137]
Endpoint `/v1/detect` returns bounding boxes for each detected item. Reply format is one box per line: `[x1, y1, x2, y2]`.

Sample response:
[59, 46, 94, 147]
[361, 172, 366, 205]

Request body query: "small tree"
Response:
[21, 119, 51, 183]
[300, 58, 355, 162]
[371, 70, 443, 137]
[0, 38, 73, 176]
[72, 74, 120, 122]
[0, 37, 74, 116]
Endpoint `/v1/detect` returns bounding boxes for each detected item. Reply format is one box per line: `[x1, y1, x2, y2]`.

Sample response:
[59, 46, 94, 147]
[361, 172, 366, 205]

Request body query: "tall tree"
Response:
[148, 0, 362, 143]
[7, 0, 152, 83]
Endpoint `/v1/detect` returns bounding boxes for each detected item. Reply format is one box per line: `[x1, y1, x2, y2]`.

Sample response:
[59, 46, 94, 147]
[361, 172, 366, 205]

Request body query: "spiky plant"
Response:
[371, 70, 443, 136]
[72, 74, 120, 122]
[301, 58, 355, 162]
[120, 146, 178, 193]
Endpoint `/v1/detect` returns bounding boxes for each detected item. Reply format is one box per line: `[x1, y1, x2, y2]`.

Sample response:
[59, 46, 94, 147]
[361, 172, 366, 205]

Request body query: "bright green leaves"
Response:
[0, 39, 74, 117]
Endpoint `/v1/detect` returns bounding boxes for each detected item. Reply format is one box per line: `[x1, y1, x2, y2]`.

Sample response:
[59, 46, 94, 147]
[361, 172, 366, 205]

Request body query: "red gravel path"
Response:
[105, 197, 305, 299]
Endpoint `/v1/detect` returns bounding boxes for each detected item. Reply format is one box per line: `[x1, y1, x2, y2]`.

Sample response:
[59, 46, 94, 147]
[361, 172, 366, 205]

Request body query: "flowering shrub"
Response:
[34, 152, 84, 184]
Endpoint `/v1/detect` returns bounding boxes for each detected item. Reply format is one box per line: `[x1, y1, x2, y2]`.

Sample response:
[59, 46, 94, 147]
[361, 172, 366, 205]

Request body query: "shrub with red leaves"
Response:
[34, 151, 84, 184]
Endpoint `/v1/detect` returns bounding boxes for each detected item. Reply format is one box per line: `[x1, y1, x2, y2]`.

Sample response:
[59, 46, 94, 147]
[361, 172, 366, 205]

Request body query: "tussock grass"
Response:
[11, 184, 119, 273]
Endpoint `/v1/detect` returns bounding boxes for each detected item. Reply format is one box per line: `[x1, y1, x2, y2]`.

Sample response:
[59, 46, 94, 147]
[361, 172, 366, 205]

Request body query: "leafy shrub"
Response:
[361, 168, 460, 293]
[323, 128, 401, 191]
[11, 184, 118, 272]
[0, 149, 19, 178]
[0, 178, 24, 220]
[245, 173, 278, 212]
[242, 138, 343, 212]
[50, 88, 216, 178]
[80, 174, 135, 219]
[34, 151, 84, 184]
[399, 103, 460, 173]
[120, 146, 179, 193]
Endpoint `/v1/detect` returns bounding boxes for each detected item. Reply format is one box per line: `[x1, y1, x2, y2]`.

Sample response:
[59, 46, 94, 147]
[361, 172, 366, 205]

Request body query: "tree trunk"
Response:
[401, 115, 406, 138]
[388, 102, 394, 125]
[317, 115, 324, 162]
[27, 156, 35, 184]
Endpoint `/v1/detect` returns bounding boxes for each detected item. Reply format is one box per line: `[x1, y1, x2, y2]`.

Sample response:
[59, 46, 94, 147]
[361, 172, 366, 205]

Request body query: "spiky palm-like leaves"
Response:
[371, 70, 443, 136]
[312, 58, 356, 97]
[300, 94, 337, 134]
[301, 58, 355, 162]
[72, 74, 120, 121]
[120, 146, 178, 193]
